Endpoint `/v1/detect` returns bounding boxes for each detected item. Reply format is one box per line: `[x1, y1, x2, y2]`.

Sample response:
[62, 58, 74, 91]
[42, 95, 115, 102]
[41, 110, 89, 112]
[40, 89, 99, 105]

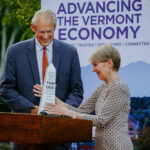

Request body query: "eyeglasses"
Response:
[34, 25, 54, 35]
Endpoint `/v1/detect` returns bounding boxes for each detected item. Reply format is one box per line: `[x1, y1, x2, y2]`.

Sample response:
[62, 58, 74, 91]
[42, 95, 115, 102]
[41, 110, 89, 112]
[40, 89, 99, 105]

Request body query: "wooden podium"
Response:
[0, 112, 92, 149]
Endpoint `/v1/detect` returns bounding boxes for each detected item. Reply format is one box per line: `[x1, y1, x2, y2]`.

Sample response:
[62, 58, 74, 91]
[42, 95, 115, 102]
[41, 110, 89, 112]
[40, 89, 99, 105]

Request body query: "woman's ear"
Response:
[107, 59, 113, 68]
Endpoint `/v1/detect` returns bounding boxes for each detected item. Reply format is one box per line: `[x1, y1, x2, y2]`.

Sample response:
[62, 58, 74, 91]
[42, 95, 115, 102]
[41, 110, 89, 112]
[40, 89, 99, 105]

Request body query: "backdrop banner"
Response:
[41, 0, 150, 99]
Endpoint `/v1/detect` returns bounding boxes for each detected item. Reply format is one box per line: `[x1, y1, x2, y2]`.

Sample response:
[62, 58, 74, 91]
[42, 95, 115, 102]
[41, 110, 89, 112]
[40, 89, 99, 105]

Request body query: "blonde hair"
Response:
[90, 44, 121, 71]
[31, 9, 57, 27]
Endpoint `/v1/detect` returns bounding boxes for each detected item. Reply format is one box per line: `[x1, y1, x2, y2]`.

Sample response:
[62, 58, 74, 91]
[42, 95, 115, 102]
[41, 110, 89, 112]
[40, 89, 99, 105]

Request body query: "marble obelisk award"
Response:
[38, 63, 56, 114]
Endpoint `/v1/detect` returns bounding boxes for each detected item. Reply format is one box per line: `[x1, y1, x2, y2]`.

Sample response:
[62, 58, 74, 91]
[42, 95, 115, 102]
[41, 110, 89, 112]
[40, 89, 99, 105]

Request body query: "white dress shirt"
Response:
[35, 38, 53, 85]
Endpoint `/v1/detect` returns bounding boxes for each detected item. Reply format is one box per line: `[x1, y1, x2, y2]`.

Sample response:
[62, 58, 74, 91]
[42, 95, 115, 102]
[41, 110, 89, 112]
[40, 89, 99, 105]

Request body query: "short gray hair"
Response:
[90, 44, 121, 71]
[31, 9, 57, 27]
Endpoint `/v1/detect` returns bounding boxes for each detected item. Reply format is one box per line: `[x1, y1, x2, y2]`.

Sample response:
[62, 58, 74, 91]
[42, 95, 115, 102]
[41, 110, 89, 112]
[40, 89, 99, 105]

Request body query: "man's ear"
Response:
[31, 24, 36, 32]
[54, 25, 56, 31]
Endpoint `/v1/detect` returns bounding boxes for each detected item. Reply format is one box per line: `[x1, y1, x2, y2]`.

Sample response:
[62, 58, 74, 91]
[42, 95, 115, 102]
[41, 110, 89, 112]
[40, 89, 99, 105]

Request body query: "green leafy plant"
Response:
[0, 0, 40, 111]
[132, 119, 150, 150]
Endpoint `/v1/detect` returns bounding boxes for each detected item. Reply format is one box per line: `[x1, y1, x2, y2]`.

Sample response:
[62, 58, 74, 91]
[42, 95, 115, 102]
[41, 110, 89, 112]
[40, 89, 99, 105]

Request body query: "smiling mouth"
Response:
[43, 40, 49, 43]
[96, 72, 100, 75]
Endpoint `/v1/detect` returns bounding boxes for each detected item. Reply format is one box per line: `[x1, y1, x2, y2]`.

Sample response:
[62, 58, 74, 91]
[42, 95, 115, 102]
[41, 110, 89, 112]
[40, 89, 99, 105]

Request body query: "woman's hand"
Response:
[55, 96, 65, 105]
[33, 84, 42, 97]
[44, 102, 73, 117]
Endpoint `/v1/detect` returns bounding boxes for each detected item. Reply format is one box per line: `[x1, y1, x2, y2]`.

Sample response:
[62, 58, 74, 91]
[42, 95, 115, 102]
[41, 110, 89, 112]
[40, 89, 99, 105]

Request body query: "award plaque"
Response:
[38, 63, 56, 114]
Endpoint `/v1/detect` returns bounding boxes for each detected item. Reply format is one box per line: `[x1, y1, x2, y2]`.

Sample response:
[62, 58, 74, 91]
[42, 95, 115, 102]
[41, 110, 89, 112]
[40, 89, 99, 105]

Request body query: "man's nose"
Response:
[43, 32, 49, 38]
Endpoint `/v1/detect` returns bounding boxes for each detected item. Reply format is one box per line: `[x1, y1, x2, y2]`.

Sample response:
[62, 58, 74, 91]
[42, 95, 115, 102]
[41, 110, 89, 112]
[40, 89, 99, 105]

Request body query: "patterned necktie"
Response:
[42, 47, 48, 83]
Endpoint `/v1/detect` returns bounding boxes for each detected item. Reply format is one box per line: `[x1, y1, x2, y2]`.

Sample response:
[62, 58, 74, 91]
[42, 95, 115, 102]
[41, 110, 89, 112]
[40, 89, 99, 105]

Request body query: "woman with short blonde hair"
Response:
[34, 44, 134, 150]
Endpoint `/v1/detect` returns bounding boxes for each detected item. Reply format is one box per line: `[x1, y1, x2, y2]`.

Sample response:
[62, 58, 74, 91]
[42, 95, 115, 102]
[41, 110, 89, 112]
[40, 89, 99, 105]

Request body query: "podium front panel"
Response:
[0, 113, 92, 145]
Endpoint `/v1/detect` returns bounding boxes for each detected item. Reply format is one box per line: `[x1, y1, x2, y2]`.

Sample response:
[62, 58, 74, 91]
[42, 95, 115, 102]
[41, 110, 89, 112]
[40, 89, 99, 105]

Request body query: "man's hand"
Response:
[30, 105, 39, 114]
[33, 84, 42, 97]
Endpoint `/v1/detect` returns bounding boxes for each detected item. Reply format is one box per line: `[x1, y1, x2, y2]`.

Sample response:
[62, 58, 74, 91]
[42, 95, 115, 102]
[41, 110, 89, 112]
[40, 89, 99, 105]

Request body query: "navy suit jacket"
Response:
[0, 38, 83, 113]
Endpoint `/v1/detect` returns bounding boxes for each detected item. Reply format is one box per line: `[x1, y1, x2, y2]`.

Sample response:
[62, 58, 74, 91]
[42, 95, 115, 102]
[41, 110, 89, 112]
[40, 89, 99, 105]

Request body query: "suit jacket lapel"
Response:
[53, 39, 61, 77]
[26, 38, 40, 84]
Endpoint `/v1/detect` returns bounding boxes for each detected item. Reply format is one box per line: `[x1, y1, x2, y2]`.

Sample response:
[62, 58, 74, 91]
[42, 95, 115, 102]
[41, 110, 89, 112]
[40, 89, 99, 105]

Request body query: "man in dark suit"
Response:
[0, 9, 83, 112]
[0, 9, 83, 149]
